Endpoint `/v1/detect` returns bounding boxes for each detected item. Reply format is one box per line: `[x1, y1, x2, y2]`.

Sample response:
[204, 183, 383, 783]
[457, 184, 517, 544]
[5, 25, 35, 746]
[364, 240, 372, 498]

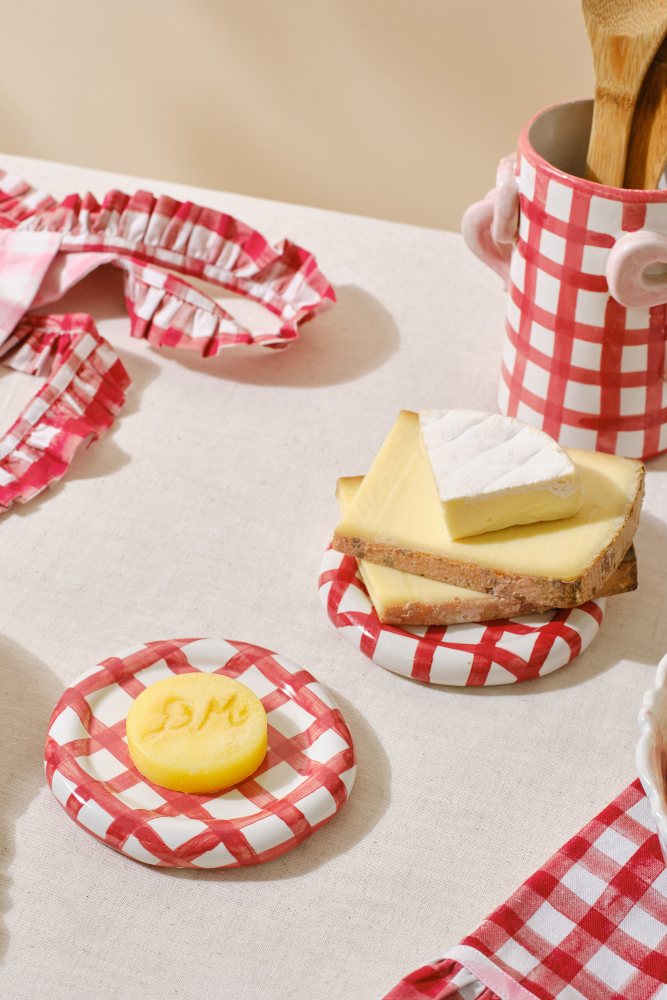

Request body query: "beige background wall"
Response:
[0, 0, 594, 231]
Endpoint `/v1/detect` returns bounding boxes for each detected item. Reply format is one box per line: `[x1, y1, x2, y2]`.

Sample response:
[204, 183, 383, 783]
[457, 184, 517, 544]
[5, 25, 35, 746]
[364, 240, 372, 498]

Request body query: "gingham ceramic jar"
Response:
[464, 98, 667, 460]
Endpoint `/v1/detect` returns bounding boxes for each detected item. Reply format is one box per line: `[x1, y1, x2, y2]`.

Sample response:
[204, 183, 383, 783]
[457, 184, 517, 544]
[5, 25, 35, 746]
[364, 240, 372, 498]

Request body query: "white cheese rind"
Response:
[419, 409, 584, 537]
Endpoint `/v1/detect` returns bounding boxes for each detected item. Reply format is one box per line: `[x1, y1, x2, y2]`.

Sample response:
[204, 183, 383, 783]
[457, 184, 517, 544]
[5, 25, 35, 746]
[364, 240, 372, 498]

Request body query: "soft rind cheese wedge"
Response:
[333, 411, 644, 608]
[336, 476, 638, 625]
[419, 409, 584, 538]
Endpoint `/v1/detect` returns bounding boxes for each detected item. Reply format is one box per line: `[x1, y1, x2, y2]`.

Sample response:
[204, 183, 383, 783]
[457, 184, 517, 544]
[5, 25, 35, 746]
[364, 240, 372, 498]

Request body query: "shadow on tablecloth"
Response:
[148, 284, 400, 387]
[0, 636, 63, 963]
[31, 261, 400, 388]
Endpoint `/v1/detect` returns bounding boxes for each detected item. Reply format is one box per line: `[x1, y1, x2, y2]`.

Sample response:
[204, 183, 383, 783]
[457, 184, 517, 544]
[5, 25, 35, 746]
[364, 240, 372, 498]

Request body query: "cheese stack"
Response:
[332, 409, 644, 626]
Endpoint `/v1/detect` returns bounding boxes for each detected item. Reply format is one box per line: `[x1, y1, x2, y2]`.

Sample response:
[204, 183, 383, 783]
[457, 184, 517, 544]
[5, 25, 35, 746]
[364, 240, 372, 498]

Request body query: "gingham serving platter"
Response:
[319, 548, 604, 686]
[45, 638, 356, 868]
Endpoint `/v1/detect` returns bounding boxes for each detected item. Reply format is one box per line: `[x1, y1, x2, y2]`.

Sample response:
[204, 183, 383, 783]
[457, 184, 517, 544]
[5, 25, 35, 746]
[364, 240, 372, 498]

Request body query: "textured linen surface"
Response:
[0, 154, 666, 1000]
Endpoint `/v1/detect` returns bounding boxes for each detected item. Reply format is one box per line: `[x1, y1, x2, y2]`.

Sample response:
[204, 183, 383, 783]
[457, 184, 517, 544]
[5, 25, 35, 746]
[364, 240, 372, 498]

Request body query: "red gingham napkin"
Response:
[383, 781, 667, 1000]
[0, 312, 129, 512]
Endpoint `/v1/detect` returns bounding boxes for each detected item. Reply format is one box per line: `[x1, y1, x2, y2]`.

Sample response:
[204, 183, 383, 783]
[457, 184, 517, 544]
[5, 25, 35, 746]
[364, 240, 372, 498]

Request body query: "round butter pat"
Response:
[126, 673, 267, 794]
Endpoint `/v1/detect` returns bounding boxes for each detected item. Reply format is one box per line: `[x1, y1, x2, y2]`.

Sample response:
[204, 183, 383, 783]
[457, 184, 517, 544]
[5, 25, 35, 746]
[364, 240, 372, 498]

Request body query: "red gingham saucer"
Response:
[44, 639, 356, 868]
[319, 548, 605, 686]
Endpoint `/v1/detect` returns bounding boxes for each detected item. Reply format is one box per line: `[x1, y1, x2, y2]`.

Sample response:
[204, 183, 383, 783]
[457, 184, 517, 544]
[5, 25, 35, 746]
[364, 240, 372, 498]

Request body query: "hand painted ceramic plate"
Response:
[319, 548, 604, 686]
[45, 638, 356, 868]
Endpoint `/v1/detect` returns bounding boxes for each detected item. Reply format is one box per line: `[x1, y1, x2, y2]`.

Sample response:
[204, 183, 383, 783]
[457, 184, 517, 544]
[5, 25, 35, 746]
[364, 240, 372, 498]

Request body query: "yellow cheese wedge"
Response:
[336, 476, 638, 624]
[126, 673, 267, 794]
[333, 411, 644, 608]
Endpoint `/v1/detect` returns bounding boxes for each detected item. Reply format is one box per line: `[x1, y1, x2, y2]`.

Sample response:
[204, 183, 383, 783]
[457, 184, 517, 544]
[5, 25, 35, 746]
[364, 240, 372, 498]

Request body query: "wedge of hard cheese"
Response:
[333, 411, 644, 608]
[337, 476, 637, 625]
[419, 409, 584, 537]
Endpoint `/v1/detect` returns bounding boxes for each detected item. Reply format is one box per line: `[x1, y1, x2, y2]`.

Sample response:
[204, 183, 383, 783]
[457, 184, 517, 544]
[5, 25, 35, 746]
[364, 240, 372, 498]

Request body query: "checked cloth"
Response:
[383, 780, 667, 1000]
[45, 639, 356, 868]
[0, 168, 334, 513]
[0, 168, 335, 353]
[0, 310, 130, 513]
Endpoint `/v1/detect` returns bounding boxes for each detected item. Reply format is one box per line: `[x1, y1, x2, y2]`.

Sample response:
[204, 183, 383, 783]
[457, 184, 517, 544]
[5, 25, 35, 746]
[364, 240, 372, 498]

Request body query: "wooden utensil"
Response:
[624, 34, 667, 188]
[583, 0, 667, 187]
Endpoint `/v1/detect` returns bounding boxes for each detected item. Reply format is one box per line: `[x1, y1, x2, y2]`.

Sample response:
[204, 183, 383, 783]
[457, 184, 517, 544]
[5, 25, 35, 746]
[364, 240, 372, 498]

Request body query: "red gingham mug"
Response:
[462, 98, 667, 460]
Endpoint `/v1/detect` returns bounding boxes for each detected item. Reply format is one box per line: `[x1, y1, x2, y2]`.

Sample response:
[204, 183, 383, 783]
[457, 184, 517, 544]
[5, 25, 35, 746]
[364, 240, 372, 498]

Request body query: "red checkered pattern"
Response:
[318, 548, 604, 687]
[0, 168, 57, 225]
[499, 113, 667, 460]
[0, 312, 129, 512]
[0, 168, 334, 510]
[0, 229, 63, 341]
[383, 780, 667, 1000]
[45, 639, 356, 868]
[0, 170, 336, 353]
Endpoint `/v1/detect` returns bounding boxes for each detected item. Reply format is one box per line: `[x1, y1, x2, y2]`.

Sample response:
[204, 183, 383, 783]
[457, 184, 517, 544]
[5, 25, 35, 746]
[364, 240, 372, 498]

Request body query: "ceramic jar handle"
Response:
[607, 230, 667, 309]
[461, 153, 518, 290]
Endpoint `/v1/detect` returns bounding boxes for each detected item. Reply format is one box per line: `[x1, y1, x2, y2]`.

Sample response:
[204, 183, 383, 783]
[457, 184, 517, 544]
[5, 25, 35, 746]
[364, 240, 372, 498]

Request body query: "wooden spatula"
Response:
[583, 0, 667, 187]
[624, 34, 667, 188]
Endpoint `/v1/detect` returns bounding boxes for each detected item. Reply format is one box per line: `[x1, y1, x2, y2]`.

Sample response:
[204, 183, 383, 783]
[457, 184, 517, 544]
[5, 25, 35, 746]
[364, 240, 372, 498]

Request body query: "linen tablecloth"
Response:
[0, 153, 666, 999]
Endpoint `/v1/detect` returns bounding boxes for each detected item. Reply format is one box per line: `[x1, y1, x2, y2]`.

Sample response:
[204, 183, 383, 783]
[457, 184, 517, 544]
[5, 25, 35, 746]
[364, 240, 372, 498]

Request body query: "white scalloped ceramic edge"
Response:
[636, 653, 667, 865]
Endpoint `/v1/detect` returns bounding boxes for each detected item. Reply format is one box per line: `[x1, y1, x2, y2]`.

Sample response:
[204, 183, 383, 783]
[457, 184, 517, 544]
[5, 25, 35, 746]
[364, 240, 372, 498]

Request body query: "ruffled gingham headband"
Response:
[0, 170, 335, 513]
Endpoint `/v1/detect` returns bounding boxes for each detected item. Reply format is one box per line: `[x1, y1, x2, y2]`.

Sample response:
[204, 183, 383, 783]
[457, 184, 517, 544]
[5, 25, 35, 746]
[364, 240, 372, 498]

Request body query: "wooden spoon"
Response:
[583, 0, 667, 187]
[624, 34, 667, 188]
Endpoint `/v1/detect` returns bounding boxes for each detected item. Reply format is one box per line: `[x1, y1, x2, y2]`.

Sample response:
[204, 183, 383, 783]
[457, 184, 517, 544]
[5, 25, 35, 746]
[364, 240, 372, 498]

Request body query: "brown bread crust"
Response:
[372, 544, 637, 625]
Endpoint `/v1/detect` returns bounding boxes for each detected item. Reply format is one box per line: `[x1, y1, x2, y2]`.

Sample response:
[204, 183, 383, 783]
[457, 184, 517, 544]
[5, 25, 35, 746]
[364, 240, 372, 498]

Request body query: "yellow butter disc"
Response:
[126, 672, 268, 794]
